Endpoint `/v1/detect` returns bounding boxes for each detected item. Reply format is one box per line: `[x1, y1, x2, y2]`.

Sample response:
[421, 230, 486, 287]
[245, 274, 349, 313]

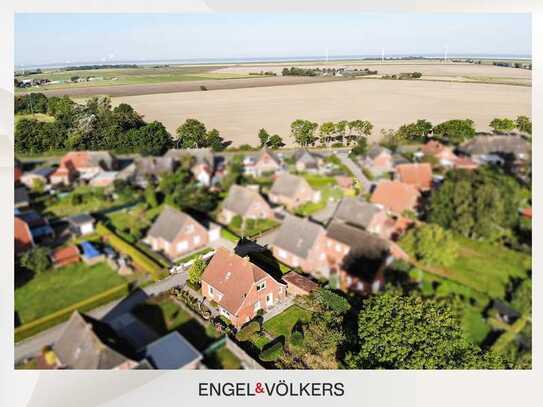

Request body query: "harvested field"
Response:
[113, 78, 531, 147]
[20, 76, 348, 98]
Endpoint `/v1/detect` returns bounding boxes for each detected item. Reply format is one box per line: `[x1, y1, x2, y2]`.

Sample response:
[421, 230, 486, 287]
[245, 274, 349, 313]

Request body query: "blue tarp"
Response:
[80, 241, 101, 258]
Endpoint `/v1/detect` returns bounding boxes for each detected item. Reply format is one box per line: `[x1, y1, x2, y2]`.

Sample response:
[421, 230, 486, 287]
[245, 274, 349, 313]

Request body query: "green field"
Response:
[15, 113, 56, 124]
[15, 65, 253, 92]
[15, 261, 126, 324]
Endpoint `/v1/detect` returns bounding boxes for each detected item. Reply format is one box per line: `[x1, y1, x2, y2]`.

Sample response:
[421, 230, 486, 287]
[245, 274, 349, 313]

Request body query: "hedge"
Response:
[96, 223, 166, 281]
[235, 321, 261, 342]
[15, 283, 129, 342]
[259, 342, 284, 362]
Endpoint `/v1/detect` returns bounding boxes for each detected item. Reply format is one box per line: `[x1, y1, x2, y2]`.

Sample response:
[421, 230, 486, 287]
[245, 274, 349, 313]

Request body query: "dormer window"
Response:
[256, 281, 266, 291]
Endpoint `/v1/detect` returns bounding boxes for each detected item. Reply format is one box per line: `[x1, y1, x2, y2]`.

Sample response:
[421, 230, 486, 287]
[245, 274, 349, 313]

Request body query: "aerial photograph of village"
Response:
[13, 13, 532, 370]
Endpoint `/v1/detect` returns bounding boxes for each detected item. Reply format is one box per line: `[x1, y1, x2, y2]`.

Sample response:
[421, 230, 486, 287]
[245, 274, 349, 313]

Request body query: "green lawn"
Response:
[228, 218, 280, 238]
[46, 186, 133, 217]
[221, 228, 240, 243]
[302, 173, 337, 189]
[107, 205, 150, 237]
[15, 262, 125, 324]
[206, 346, 242, 369]
[263, 305, 312, 341]
[15, 113, 55, 124]
[175, 247, 214, 265]
[295, 185, 343, 216]
[405, 235, 531, 299]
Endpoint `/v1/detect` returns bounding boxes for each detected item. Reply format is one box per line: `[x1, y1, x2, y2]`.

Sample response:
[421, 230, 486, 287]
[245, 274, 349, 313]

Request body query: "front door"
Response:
[266, 293, 273, 306]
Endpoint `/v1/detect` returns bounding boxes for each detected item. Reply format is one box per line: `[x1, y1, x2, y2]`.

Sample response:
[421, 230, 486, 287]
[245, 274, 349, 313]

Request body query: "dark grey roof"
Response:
[222, 184, 264, 216]
[459, 135, 530, 156]
[270, 173, 310, 198]
[367, 145, 390, 159]
[145, 331, 202, 369]
[53, 312, 133, 369]
[87, 151, 116, 170]
[326, 220, 389, 258]
[392, 154, 410, 165]
[134, 156, 176, 176]
[333, 198, 382, 229]
[146, 206, 191, 242]
[273, 216, 324, 258]
[67, 214, 95, 226]
[29, 167, 55, 177]
[15, 187, 29, 205]
[493, 300, 521, 319]
[293, 149, 322, 166]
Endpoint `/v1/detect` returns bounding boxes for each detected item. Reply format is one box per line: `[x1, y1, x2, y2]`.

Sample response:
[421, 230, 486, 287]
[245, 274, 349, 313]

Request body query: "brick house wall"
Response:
[367, 211, 389, 235]
[254, 152, 280, 176]
[202, 276, 286, 328]
[220, 197, 274, 224]
[272, 233, 329, 278]
[147, 217, 209, 259]
[269, 182, 315, 210]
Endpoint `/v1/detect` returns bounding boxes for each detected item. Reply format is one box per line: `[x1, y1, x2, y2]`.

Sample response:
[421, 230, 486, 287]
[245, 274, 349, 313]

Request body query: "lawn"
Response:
[295, 185, 343, 216]
[46, 186, 133, 217]
[406, 235, 531, 299]
[228, 218, 280, 238]
[206, 346, 242, 369]
[107, 205, 150, 239]
[15, 261, 126, 324]
[263, 305, 312, 341]
[15, 113, 56, 124]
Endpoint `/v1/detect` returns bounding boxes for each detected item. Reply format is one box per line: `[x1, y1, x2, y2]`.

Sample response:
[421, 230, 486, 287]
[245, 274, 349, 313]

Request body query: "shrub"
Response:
[235, 320, 260, 342]
[20, 247, 50, 274]
[314, 288, 351, 314]
[290, 331, 304, 347]
[259, 342, 284, 362]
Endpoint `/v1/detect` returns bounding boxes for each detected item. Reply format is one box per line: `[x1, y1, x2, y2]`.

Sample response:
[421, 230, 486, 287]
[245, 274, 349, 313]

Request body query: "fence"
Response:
[225, 337, 264, 370]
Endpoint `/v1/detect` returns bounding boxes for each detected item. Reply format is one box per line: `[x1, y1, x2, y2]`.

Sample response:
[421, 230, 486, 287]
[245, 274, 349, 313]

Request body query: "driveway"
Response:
[14, 273, 187, 364]
[336, 152, 372, 193]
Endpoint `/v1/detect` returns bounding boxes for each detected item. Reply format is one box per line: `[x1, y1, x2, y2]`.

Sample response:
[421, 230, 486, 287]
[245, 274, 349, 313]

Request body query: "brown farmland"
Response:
[113, 79, 531, 147]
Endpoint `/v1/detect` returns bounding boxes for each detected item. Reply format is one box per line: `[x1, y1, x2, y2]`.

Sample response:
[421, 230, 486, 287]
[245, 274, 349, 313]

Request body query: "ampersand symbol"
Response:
[255, 383, 264, 394]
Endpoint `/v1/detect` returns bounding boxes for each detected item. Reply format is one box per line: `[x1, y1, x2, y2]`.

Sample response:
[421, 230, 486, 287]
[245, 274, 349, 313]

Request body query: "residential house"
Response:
[370, 180, 421, 214]
[51, 246, 80, 268]
[144, 206, 219, 260]
[453, 156, 479, 170]
[421, 140, 458, 167]
[219, 184, 274, 224]
[335, 175, 353, 190]
[15, 210, 54, 246]
[15, 216, 34, 254]
[269, 173, 319, 210]
[89, 171, 119, 187]
[244, 149, 283, 177]
[67, 214, 95, 236]
[363, 145, 393, 176]
[458, 135, 531, 163]
[53, 311, 140, 369]
[282, 271, 319, 296]
[20, 167, 55, 189]
[119, 156, 177, 188]
[394, 163, 433, 191]
[325, 220, 390, 295]
[272, 216, 329, 277]
[292, 149, 324, 172]
[201, 247, 286, 328]
[51, 151, 117, 185]
[165, 148, 214, 186]
[333, 197, 388, 236]
[15, 186, 30, 209]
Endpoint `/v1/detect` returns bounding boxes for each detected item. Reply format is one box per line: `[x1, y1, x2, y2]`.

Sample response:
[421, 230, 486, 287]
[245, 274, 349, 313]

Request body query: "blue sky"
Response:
[15, 13, 531, 66]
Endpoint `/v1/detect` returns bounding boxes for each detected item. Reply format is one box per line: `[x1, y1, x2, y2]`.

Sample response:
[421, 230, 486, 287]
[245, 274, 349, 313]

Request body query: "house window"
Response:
[266, 293, 273, 306]
[292, 257, 299, 267]
[278, 249, 287, 259]
[254, 301, 261, 312]
[193, 235, 201, 245]
[256, 281, 266, 291]
[176, 240, 188, 252]
[220, 307, 230, 317]
[335, 243, 342, 252]
[208, 286, 214, 296]
[186, 224, 194, 233]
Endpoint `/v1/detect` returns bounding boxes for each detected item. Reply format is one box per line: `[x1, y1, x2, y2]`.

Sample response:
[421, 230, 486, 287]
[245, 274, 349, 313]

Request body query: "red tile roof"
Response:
[453, 156, 479, 170]
[282, 271, 319, 294]
[421, 140, 446, 155]
[370, 181, 421, 214]
[395, 163, 433, 190]
[15, 217, 33, 254]
[201, 248, 273, 315]
[51, 246, 80, 266]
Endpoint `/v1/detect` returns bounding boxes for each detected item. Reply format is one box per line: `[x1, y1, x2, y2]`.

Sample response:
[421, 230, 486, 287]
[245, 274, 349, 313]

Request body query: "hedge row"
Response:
[15, 283, 129, 343]
[96, 223, 166, 281]
[259, 341, 284, 362]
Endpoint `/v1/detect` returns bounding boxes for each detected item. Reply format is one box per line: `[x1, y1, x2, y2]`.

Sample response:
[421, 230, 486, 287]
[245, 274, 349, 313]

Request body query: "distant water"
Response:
[16, 53, 532, 70]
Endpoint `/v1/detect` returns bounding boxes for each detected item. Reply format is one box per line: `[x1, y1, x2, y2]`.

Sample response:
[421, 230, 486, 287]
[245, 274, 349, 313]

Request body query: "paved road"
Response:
[14, 273, 188, 364]
[336, 152, 372, 193]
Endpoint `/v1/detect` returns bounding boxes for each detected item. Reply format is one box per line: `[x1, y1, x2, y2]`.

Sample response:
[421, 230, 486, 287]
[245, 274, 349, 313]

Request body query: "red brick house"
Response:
[395, 163, 433, 191]
[144, 206, 219, 260]
[272, 216, 329, 277]
[370, 180, 421, 214]
[201, 248, 287, 328]
[15, 216, 33, 254]
[421, 140, 458, 166]
[282, 271, 319, 296]
[219, 184, 274, 224]
[51, 246, 80, 268]
[333, 197, 389, 236]
[269, 173, 319, 210]
[51, 151, 117, 185]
